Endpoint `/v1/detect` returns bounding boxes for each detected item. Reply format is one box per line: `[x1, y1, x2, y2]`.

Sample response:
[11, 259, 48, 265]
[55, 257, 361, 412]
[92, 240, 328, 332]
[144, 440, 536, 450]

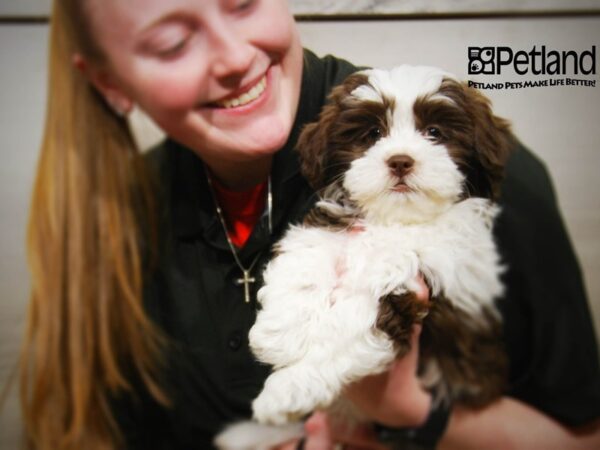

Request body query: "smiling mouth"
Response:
[212, 75, 267, 109]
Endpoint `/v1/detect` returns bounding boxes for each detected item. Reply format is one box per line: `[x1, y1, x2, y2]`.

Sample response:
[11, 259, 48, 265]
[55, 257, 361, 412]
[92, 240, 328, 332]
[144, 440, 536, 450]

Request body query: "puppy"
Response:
[216, 65, 513, 448]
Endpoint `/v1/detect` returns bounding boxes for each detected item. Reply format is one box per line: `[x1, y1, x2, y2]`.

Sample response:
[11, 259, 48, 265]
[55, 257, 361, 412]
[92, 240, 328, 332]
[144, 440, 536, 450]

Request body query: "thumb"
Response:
[304, 412, 334, 449]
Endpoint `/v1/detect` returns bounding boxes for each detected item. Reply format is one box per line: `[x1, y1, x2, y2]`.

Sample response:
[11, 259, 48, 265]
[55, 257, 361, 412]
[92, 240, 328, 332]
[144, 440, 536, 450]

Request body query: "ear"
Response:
[72, 52, 133, 116]
[297, 72, 371, 190]
[463, 84, 514, 200]
[296, 102, 339, 190]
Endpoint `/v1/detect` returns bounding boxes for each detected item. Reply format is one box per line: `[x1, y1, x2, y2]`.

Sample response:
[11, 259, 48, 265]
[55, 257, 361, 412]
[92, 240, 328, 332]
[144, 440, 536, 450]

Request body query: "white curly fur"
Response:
[249, 198, 502, 426]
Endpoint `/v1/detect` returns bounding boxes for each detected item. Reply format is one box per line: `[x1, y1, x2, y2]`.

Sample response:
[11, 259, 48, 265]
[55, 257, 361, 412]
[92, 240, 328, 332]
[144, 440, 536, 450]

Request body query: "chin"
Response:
[215, 65, 514, 449]
[250, 118, 293, 154]
[224, 104, 297, 158]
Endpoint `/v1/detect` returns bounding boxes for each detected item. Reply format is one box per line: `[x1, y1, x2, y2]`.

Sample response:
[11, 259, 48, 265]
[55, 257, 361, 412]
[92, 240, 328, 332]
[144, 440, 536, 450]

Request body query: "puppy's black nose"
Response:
[387, 155, 415, 178]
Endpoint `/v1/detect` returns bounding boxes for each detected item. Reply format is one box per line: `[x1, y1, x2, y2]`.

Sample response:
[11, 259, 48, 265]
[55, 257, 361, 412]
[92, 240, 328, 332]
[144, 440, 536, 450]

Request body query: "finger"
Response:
[305, 412, 385, 450]
[304, 412, 335, 450]
[272, 438, 303, 450]
[412, 322, 423, 343]
[304, 411, 329, 434]
[414, 274, 430, 303]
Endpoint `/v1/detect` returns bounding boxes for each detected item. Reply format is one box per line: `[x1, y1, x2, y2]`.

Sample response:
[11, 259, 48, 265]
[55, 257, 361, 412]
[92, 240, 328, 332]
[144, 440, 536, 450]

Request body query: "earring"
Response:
[106, 96, 131, 117]
[110, 100, 126, 117]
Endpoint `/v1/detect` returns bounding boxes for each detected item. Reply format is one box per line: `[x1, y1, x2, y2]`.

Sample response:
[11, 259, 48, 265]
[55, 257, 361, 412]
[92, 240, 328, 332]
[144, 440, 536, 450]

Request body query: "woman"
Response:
[22, 0, 600, 449]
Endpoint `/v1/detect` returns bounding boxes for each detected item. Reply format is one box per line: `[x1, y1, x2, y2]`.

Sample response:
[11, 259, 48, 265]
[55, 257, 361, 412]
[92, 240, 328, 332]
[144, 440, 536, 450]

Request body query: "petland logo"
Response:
[467, 46, 597, 89]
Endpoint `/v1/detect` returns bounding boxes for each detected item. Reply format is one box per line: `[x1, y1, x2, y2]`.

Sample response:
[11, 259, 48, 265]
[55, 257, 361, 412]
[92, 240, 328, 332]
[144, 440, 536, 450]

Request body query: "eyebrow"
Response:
[136, 11, 195, 38]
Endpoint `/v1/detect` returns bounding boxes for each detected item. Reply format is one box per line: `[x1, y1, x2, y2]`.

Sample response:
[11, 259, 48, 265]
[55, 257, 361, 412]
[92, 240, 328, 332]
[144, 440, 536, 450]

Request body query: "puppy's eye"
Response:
[425, 126, 442, 141]
[367, 127, 382, 141]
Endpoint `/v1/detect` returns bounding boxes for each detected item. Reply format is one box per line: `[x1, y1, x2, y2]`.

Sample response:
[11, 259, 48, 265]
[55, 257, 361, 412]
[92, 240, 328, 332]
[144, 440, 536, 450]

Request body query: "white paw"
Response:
[252, 368, 331, 425]
[252, 389, 297, 426]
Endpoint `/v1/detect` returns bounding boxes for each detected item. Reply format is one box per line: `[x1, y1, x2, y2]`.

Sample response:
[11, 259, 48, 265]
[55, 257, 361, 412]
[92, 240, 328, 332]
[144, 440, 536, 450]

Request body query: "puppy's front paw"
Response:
[252, 395, 284, 425]
[252, 367, 331, 425]
[252, 388, 299, 426]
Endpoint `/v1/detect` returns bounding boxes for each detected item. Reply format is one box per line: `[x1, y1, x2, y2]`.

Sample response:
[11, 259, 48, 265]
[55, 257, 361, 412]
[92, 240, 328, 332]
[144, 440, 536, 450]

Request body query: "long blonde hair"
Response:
[21, 1, 167, 448]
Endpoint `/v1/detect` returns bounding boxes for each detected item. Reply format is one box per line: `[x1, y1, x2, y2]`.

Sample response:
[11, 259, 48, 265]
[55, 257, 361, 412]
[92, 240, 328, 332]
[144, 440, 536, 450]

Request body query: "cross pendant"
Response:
[235, 270, 256, 303]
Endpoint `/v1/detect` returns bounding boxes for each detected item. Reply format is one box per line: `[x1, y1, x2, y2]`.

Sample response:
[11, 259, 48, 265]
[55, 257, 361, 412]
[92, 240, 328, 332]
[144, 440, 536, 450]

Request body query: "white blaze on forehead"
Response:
[351, 65, 457, 112]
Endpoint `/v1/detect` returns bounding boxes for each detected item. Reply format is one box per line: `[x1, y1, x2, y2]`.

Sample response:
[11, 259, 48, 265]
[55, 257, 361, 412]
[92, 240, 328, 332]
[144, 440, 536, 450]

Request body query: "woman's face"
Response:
[85, 0, 303, 162]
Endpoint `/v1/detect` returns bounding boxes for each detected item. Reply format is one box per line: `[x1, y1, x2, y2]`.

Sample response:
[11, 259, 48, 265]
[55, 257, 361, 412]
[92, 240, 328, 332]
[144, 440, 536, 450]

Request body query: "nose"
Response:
[387, 155, 415, 179]
[209, 28, 256, 82]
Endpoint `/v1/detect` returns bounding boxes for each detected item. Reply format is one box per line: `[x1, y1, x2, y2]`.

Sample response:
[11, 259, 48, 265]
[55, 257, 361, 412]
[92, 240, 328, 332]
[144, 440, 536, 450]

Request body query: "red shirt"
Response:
[211, 178, 267, 248]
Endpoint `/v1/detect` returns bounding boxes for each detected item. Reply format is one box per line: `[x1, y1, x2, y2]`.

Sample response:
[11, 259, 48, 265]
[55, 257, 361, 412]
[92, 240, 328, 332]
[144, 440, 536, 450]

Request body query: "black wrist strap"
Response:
[375, 400, 452, 449]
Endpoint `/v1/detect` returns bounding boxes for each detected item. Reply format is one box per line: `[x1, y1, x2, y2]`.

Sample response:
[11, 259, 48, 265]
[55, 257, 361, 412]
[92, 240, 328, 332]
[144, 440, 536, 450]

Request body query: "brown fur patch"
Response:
[302, 184, 359, 231]
[297, 73, 394, 191]
[297, 72, 397, 229]
[376, 292, 430, 357]
[419, 296, 508, 408]
[414, 78, 514, 200]
[302, 204, 356, 231]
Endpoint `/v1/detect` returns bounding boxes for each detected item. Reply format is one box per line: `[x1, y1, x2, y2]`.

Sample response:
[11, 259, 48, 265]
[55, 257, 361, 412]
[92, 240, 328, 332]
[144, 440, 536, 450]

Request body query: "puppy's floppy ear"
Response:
[440, 79, 514, 200]
[296, 102, 339, 190]
[463, 83, 514, 200]
[297, 72, 370, 190]
[463, 84, 514, 200]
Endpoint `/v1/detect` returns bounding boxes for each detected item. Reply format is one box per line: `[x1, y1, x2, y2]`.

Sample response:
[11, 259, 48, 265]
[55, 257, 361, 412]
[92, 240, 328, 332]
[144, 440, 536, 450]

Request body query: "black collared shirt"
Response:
[117, 50, 600, 449]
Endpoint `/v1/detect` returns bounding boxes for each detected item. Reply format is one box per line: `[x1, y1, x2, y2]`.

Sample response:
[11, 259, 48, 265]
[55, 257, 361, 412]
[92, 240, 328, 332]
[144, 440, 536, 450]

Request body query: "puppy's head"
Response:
[298, 66, 513, 225]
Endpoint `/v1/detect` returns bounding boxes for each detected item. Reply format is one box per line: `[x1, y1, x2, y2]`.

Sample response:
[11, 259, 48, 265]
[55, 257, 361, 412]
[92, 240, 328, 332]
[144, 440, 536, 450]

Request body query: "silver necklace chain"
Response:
[204, 165, 272, 304]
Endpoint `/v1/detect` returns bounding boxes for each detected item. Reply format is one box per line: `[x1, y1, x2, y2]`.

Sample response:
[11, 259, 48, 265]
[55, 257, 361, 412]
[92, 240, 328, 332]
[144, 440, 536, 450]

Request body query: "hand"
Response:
[271, 412, 386, 449]
[270, 438, 299, 450]
[344, 325, 431, 428]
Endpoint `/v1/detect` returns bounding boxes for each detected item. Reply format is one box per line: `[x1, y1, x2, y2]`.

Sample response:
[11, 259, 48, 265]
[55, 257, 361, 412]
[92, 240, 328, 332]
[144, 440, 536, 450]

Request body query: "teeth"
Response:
[218, 76, 267, 109]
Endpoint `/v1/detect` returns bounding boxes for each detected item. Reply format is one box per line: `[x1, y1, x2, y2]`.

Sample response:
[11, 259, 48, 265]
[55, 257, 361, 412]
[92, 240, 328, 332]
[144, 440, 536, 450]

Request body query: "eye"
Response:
[425, 126, 443, 141]
[155, 38, 189, 58]
[141, 23, 194, 60]
[366, 126, 382, 141]
[233, 0, 255, 11]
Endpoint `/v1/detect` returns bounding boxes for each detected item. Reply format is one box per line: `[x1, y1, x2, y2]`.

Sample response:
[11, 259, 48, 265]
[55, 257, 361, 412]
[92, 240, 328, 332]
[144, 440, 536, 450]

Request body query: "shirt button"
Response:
[228, 332, 243, 351]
